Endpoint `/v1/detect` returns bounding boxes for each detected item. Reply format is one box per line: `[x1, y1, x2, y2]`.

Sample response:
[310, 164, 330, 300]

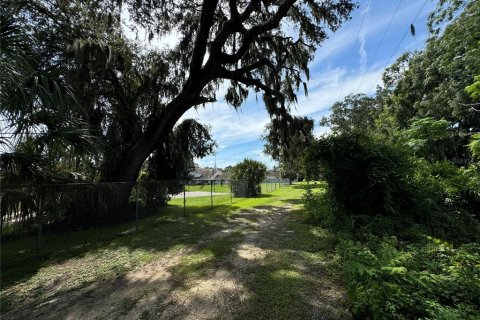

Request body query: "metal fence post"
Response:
[183, 183, 186, 217]
[97, 182, 102, 225]
[210, 180, 213, 209]
[135, 183, 139, 231]
[37, 184, 45, 258]
[0, 176, 3, 242]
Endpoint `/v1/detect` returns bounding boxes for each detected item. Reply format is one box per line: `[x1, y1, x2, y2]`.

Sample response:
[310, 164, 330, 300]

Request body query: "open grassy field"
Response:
[1, 183, 348, 319]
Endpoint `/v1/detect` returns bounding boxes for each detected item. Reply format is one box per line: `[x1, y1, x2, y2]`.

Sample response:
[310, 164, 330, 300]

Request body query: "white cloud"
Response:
[292, 65, 382, 117]
[358, 3, 371, 73]
[180, 96, 271, 148]
[312, 1, 432, 68]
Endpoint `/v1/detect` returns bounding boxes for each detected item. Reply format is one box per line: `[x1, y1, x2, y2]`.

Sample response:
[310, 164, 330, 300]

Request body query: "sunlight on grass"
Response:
[2, 184, 348, 319]
[1, 184, 303, 313]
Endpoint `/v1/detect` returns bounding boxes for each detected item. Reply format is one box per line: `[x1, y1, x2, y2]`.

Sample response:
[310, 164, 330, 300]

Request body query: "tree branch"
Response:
[219, 67, 278, 98]
[194, 96, 217, 105]
[229, 0, 240, 20]
[189, 0, 220, 79]
[107, 70, 129, 108]
[240, 0, 261, 21]
[219, 0, 297, 64]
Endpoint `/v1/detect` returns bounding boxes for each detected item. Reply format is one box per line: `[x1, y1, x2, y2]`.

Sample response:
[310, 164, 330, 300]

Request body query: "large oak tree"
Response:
[3, 0, 355, 208]
[111, 0, 355, 183]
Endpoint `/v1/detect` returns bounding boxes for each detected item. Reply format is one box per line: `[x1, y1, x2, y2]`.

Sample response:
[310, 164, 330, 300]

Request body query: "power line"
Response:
[368, 0, 430, 94]
[355, 0, 403, 94]
[335, 0, 371, 103]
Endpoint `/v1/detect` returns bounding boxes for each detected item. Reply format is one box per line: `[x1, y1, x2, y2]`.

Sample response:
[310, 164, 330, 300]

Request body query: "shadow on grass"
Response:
[154, 206, 348, 320]
[281, 198, 304, 205]
[1, 188, 280, 291]
[1, 190, 350, 319]
[0, 201, 241, 293]
[290, 182, 327, 190]
[229, 215, 347, 319]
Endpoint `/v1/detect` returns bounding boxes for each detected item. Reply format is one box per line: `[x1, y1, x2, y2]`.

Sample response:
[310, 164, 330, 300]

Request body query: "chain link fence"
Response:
[1, 178, 290, 258]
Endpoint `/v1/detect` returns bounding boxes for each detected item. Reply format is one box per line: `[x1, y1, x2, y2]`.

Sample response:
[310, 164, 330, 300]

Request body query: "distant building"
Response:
[191, 167, 230, 181]
[265, 168, 281, 181]
[213, 170, 231, 180]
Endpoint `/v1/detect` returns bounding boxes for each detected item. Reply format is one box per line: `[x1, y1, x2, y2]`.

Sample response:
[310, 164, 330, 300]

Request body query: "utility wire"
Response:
[355, 0, 403, 94]
[368, 0, 429, 93]
[334, 0, 371, 104]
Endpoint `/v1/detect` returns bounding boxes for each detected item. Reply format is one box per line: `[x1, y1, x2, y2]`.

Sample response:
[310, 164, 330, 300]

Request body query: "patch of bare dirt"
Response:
[3, 205, 350, 320]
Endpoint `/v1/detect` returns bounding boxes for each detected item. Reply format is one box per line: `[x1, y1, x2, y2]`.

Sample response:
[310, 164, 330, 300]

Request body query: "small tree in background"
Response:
[263, 116, 314, 180]
[230, 159, 267, 197]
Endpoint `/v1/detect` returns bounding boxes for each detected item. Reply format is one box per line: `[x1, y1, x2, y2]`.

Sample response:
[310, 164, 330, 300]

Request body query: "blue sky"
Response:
[180, 0, 437, 169]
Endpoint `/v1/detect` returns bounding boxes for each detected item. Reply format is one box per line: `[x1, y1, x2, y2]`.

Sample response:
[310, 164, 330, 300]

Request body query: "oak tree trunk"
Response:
[102, 82, 207, 214]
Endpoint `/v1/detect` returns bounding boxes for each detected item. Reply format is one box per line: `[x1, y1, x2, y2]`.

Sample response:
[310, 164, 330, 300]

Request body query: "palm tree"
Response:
[1, 5, 100, 230]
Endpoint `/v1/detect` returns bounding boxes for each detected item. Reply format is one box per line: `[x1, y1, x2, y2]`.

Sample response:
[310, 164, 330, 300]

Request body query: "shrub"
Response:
[305, 134, 415, 218]
[303, 185, 337, 227]
[339, 236, 480, 320]
[230, 159, 267, 197]
[411, 160, 480, 243]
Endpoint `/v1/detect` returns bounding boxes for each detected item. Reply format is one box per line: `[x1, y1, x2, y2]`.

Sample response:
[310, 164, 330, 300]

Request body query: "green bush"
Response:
[339, 236, 480, 320]
[230, 159, 267, 197]
[412, 160, 480, 243]
[303, 186, 337, 227]
[305, 134, 415, 217]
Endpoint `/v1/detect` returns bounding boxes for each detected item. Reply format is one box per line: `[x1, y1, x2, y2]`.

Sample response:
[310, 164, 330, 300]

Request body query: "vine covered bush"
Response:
[230, 159, 267, 197]
[305, 134, 416, 218]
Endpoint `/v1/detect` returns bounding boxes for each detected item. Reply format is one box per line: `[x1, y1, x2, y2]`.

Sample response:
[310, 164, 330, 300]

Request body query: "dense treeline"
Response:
[300, 1, 480, 318]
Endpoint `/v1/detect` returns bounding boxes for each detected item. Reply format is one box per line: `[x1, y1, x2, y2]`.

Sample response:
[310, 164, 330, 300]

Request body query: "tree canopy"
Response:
[1, 0, 356, 193]
[319, 0, 480, 164]
[263, 115, 314, 179]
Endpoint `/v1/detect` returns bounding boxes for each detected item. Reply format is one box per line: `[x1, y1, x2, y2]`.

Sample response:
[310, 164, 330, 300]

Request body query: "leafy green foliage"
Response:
[301, 2, 480, 319]
[405, 118, 456, 161]
[147, 119, 217, 181]
[320, 93, 380, 134]
[385, 1, 480, 135]
[468, 134, 480, 159]
[302, 183, 338, 228]
[263, 116, 314, 179]
[465, 75, 480, 100]
[305, 134, 415, 217]
[303, 148, 480, 319]
[412, 160, 480, 236]
[339, 237, 480, 320]
[230, 159, 267, 197]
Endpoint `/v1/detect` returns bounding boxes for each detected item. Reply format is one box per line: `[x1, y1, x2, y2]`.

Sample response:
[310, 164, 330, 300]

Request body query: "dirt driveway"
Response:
[3, 205, 350, 320]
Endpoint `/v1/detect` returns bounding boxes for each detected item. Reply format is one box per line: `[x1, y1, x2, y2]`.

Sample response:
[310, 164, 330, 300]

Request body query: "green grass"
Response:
[185, 183, 231, 193]
[183, 182, 286, 195]
[0, 184, 303, 313]
[1, 183, 349, 319]
[231, 212, 347, 320]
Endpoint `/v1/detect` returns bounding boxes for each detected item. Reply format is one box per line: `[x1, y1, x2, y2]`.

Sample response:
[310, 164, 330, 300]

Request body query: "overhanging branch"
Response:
[194, 96, 217, 105]
[189, 0, 220, 79]
[217, 0, 298, 64]
[219, 67, 279, 98]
